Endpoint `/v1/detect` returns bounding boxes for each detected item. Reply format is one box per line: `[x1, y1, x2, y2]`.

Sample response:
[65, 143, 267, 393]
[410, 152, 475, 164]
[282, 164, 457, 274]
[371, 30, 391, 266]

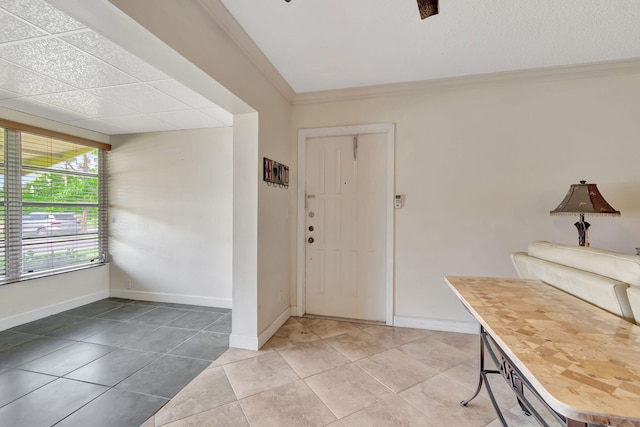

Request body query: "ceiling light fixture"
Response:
[417, 0, 438, 19]
[282, 0, 439, 20]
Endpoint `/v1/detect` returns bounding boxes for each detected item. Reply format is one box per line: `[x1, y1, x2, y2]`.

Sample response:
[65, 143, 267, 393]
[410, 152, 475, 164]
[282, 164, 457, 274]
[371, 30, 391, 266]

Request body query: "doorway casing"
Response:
[296, 123, 395, 325]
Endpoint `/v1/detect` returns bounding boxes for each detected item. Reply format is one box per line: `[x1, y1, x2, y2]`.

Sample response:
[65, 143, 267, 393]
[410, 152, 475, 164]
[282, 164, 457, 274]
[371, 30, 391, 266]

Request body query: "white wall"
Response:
[292, 70, 640, 326]
[108, 127, 233, 307]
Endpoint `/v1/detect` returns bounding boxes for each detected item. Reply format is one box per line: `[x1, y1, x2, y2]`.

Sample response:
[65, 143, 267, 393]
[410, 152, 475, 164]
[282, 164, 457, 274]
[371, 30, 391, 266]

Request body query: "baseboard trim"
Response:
[229, 333, 259, 351]
[109, 289, 231, 309]
[0, 289, 109, 331]
[257, 306, 291, 349]
[393, 316, 479, 334]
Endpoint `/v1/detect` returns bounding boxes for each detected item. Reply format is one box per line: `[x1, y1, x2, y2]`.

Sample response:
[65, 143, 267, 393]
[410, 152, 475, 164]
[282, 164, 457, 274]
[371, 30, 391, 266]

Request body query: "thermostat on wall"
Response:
[395, 194, 403, 209]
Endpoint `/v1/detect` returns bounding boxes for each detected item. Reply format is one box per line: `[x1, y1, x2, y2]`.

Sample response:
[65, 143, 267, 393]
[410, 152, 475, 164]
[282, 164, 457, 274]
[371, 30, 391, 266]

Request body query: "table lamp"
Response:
[550, 180, 620, 247]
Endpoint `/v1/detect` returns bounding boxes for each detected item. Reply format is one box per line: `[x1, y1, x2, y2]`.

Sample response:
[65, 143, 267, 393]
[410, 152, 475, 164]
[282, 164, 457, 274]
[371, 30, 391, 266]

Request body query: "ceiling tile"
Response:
[0, 97, 87, 122]
[0, 87, 19, 100]
[68, 115, 179, 134]
[0, 59, 75, 96]
[150, 110, 226, 129]
[0, 0, 85, 33]
[33, 90, 137, 118]
[61, 118, 127, 135]
[150, 80, 220, 109]
[88, 84, 190, 114]
[0, 38, 137, 89]
[0, 9, 47, 42]
[200, 107, 234, 126]
[61, 31, 170, 82]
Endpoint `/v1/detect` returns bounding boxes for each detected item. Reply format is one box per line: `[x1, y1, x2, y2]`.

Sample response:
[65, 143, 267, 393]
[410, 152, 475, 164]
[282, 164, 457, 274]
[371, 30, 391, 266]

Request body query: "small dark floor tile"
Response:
[10, 314, 80, 336]
[82, 322, 158, 347]
[95, 304, 156, 321]
[0, 369, 56, 407]
[56, 388, 167, 427]
[0, 337, 75, 368]
[47, 318, 121, 341]
[65, 348, 159, 387]
[116, 355, 210, 399]
[123, 326, 196, 353]
[167, 311, 225, 330]
[63, 301, 124, 318]
[0, 378, 107, 426]
[201, 306, 232, 314]
[19, 342, 115, 377]
[205, 314, 232, 333]
[170, 331, 229, 361]
[105, 298, 133, 303]
[130, 307, 190, 326]
[160, 302, 201, 310]
[0, 331, 37, 352]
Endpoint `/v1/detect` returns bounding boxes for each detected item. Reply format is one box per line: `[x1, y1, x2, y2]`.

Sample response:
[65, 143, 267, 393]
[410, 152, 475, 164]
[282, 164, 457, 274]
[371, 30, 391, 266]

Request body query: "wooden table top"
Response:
[445, 276, 640, 427]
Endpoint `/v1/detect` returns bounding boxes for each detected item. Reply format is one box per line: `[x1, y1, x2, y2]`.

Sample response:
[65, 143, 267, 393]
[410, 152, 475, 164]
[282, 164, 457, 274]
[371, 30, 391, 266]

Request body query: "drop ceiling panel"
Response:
[33, 90, 137, 118]
[0, 97, 87, 122]
[88, 84, 191, 114]
[0, 1, 235, 135]
[69, 115, 178, 134]
[0, 9, 47, 42]
[61, 31, 170, 82]
[200, 107, 234, 127]
[150, 110, 224, 129]
[150, 80, 221, 109]
[0, 59, 75, 95]
[0, 38, 138, 88]
[0, 0, 85, 33]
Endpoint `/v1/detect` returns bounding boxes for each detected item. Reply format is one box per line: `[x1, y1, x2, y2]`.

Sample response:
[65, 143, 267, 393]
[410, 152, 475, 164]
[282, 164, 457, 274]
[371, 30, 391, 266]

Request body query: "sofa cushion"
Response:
[511, 252, 635, 322]
[528, 241, 640, 287]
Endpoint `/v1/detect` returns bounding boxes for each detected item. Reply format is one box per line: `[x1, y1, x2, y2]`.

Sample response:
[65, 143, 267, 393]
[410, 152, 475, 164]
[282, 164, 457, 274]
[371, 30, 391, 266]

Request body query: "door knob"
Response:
[308, 237, 314, 244]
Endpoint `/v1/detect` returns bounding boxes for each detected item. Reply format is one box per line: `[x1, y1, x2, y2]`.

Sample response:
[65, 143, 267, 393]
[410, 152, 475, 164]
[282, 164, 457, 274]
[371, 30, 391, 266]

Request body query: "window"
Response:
[0, 122, 109, 284]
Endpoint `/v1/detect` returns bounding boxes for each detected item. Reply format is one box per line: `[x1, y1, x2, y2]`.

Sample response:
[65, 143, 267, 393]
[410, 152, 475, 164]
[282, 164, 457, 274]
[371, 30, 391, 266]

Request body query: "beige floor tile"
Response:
[295, 318, 361, 339]
[431, 330, 479, 354]
[240, 380, 336, 427]
[224, 352, 299, 399]
[485, 405, 538, 427]
[140, 416, 154, 427]
[262, 323, 321, 351]
[283, 317, 301, 326]
[324, 329, 391, 361]
[443, 357, 517, 411]
[341, 395, 433, 427]
[399, 373, 497, 427]
[399, 335, 476, 372]
[305, 363, 393, 419]
[356, 348, 439, 393]
[154, 367, 236, 426]
[324, 421, 345, 427]
[209, 347, 272, 368]
[279, 340, 350, 378]
[361, 325, 432, 347]
[162, 401, 249, 427]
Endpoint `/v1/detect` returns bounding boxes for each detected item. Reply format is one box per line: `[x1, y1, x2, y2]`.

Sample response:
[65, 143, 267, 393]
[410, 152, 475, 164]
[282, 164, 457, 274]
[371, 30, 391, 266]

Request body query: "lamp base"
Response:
[574, 214, 590, 247]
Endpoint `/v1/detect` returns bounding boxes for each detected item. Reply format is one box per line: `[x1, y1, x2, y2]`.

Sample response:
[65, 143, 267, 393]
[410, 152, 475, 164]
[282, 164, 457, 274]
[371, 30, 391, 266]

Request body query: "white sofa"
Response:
[511, 241, 640, 324]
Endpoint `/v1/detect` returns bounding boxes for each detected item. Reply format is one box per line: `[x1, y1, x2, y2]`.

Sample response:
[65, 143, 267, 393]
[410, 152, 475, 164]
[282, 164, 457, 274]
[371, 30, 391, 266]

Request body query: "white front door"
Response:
[304, 133, 388, 321]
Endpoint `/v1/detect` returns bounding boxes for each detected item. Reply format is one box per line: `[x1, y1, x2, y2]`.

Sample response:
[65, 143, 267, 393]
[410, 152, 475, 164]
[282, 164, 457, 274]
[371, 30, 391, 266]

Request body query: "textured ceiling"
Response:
[219, 0, 640, 93]
[0, 0, 232, 135]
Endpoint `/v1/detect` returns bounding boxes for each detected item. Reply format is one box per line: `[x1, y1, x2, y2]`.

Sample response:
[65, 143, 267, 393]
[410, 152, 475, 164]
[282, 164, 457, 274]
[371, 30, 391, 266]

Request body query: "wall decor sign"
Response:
[263, 157, 289, 188]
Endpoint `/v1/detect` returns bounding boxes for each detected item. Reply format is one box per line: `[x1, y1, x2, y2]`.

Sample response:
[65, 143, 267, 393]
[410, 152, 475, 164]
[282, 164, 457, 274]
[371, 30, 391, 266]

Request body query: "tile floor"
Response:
[141, 316, 556, 427]
[0, 298, 231, 427]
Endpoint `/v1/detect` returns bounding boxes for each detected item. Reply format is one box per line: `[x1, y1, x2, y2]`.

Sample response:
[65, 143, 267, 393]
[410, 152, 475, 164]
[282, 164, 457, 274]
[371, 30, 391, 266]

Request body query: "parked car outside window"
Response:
[22, 212, 80, 237]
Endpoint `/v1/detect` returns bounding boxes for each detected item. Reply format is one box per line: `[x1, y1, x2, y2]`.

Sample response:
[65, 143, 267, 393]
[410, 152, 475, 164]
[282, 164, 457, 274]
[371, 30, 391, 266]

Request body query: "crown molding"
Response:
[294, 58, 640, 105]
[196, 0, 296, 104]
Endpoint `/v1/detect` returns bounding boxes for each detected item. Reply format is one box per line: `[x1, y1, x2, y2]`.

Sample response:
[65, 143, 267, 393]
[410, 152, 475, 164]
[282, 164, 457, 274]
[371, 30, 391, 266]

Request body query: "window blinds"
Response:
[0, 125, 108, 283]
